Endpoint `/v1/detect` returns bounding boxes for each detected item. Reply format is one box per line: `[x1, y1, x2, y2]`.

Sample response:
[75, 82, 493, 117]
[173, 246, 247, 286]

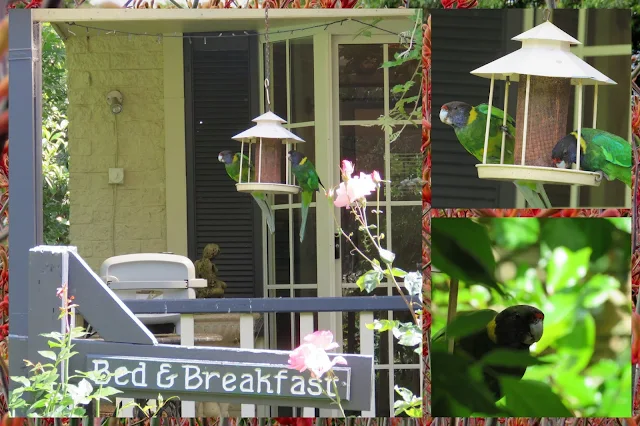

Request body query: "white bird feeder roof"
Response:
[232, 111, 305, 143]
[470, 21, 616, 86]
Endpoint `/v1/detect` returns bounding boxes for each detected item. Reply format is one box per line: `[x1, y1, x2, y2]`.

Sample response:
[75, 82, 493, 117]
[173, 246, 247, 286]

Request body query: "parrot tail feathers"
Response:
[514, 182, 549, 208]
[299, 191, 313, 243]
[252, 194, 275, 235]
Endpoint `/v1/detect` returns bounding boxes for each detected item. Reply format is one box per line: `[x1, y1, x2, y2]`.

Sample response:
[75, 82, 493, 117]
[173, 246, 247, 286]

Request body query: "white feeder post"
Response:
[468, 20, 616, 188]
[247, 143, 252, 183]
[575, 81, 583, 171]
[500, 78, 511, 164]
[482, 74, 496, 165]
[239, 141, 245, 184]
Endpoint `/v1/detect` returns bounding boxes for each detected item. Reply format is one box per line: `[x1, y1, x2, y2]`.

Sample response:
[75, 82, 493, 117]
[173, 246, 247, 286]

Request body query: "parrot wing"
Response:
[476, 103, 516, 136]
[588, 131, 632, 168]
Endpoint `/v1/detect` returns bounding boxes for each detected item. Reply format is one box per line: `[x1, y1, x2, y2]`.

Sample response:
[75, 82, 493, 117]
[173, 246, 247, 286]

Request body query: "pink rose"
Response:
[341, 160, 355, 181]
[288, 331, 348, 379]
[333, 173, 377, 208]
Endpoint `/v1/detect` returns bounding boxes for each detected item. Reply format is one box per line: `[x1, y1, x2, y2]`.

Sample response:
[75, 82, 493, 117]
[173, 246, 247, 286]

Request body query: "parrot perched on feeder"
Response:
[439, 101, 552, 208]
[218, 150, 276, 235]
[287, 150, 324, 243]
[551, 128, 632, 187]
[433, 304, 545, 405]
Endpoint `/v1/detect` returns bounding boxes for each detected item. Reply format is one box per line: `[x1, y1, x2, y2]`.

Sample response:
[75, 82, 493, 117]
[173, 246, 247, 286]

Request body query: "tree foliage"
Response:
[41, 23, 70, 245]
[431, 217, 632, 417]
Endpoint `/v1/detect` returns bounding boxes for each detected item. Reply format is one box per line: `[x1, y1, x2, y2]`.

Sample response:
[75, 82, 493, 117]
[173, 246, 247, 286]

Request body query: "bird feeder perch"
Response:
[231, 111, 305, 195]
[470, 20, 616, 187]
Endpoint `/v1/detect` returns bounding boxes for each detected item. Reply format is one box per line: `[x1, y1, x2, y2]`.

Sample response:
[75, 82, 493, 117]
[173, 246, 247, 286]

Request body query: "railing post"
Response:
[360, 311, 376, 417]
[299, 312, 316, 418]
[240, 313, 256, 417]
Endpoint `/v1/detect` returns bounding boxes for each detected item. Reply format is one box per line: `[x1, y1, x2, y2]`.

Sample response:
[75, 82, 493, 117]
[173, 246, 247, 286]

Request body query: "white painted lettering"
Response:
[131, 362, 147, 387]
[204, 371, 220, 391]
[114, 366, 130, 386]
[254, 368, 273, 394]
[157, 363, 177, 389]
[274, 369, 288, 394]
[325, 376, 338, 397]
[290, 376, 305, 395]
[184, 365, 203, 390]
[307, 378, 322, 396]
[222, 373, 237, 391]
[240, 373, 254, 392]
[92, 360, 111, 385]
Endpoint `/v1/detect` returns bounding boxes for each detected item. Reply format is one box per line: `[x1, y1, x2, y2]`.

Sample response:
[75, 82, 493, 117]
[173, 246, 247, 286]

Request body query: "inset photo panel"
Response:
[430, 217, 632, 417]
[429, 8, 632, 209]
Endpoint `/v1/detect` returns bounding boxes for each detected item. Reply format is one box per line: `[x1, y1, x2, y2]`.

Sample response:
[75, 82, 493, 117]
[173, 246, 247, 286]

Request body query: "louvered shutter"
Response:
[430, 9, 518, 208]
[184, 34, 263, 298]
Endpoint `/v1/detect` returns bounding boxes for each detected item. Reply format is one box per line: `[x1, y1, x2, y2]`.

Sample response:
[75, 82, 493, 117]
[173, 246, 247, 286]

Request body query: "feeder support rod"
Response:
[240, 142, 245, 183]
[521, 75, 531, 166]
[258, 138, 263, 183]
[264, 6, 271, 112]
[592, 83, 598, 128]
[482, 74, 495, 165]
[576, 81, 583, 171]
[500, 77, 511, 164]
[286, 143, 290, 185]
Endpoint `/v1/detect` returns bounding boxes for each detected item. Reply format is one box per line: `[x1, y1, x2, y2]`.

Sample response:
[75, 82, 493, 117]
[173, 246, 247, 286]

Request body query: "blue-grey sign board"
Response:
[87, 355, 351, 401]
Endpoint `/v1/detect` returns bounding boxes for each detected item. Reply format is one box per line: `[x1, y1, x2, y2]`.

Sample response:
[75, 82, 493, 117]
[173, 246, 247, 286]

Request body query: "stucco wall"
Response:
[66, 35, 167, 272]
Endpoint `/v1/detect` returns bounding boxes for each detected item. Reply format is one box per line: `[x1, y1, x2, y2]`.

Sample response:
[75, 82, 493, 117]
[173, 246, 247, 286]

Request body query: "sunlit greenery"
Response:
[431, 217, 632, 417]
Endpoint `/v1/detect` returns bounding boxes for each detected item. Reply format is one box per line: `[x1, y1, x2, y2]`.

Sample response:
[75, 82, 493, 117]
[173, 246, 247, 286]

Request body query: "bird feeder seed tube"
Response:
[520, 74, 532, 166]
[500, 78, 511, 165]
[482, 74, 496, 165]
[575, 81, 583, 171]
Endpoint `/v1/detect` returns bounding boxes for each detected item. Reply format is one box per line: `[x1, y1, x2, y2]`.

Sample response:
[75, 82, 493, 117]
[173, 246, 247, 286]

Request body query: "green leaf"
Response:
[402, 271, 422, 297]
[488, 217, 540, 250]
[431, 218, 505, 296]
[356, 269, 383, 292]
[554, 312, 596, 375]
[392, 323, 422, 347]
[581, 274, 620, 308]
[365, 319, 400, 332]
[436, 309, 497, 341]
[606, 217, 631, 233]
[480, 349, 550, 368]
[38, 350, 58, 361]
[500, 377, 573, 416]
[545, 246, 592, 293]
[11, 376, 31, 387]
[379, 248, 396, 264]
[431, 349, 503, 416]
[389, 268, 407, 278]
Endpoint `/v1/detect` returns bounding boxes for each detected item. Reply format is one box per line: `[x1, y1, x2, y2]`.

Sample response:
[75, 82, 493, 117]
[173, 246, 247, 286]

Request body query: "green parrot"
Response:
[432, 305, 545, 414]
[287, 150, 324, 243]
[218, 150, 275, 235]
[439, 101, 552, 208]
[551, 128, 631, 187]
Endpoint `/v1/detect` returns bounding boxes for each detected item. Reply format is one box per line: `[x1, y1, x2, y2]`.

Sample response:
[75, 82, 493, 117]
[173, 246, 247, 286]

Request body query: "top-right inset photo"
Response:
[430, 8, 633, 209]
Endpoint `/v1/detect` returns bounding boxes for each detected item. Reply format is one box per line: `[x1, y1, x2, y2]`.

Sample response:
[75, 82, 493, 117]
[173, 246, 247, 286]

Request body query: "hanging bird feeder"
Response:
[470, 18, 616, 187]
[231, 111, 305, 195]
[230, 5, 305, 196]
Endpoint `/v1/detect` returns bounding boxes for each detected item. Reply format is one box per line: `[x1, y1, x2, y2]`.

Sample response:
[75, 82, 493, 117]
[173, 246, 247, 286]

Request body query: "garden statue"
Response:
[195, 243, 227, 298]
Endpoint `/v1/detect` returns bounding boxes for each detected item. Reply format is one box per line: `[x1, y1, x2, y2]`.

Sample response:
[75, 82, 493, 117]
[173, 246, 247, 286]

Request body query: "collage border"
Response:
[420, 6, 639, 422]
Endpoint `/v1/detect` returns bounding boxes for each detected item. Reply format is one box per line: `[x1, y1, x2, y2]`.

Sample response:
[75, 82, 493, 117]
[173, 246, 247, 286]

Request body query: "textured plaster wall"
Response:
[66, 35, 167, 272]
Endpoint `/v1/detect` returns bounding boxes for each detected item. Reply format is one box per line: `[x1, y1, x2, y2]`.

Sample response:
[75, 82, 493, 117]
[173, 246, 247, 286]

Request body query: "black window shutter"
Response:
[430, 9, 518, 208]
[184, 33, 263, 298]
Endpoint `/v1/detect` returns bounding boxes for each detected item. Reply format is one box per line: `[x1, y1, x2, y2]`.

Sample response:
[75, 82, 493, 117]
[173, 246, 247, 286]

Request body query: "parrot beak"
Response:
[524, 317, 544, 345]
[439, 107, 451, 125]
[286, 152, 291, 161]
[555, 160, 567, 169]
[217, 154, 223, 163]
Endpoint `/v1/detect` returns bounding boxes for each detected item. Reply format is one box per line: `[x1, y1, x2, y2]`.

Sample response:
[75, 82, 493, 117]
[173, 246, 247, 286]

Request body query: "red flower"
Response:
[0, 294, 7, 315]
[633, 312, 640, 365]
[274, 419, 313, 426]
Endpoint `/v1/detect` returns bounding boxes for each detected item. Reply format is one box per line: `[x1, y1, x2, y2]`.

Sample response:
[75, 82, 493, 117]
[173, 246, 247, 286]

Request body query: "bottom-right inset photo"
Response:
[430, 217, 632, 418]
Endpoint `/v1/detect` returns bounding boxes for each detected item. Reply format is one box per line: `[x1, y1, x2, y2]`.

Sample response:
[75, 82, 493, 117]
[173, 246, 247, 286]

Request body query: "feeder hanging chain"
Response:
[264, 5, 271, 111]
